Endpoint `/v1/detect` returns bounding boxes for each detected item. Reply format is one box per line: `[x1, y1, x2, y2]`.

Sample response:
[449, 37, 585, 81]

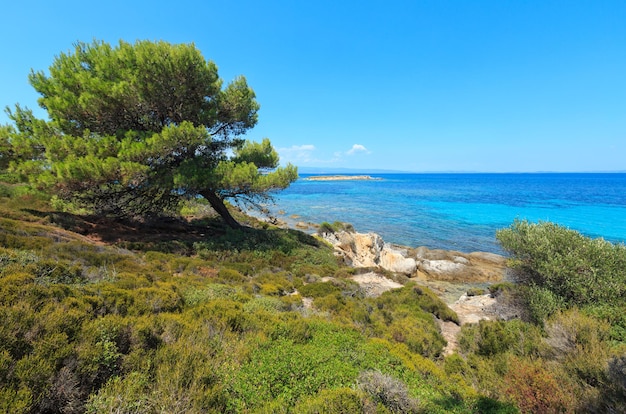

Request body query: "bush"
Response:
[466, 287, 486, 297]
[228, 320, 362, 410]
[85, 371, 151, 414]
[317, 221, 336, 235]
[317, 221, 354, 236]
[299, 281, 341, 298]
[459, 319, 543, 357]
[293, 387, 364, 413]
[375, 284, 459, 324]
[357, 370, 420, 413]
[243, 296, 288, 314]
[524, 285, 564, 324]
[497, 220, 626, 311]
[388, 316, 446, 358]
[488, 282, 516, 297]
[503, 357, 576, 413]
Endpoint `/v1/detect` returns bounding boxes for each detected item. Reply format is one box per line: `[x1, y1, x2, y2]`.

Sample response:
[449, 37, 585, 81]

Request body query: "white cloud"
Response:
[347, 144, 371, 155]
[278, 144, 316, 162]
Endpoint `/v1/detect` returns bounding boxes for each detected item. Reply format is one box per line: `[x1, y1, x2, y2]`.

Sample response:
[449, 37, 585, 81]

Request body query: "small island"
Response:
[304, 175, 381, 181]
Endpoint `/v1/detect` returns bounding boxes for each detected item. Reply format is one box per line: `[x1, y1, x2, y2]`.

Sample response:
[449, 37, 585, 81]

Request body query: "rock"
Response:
[380, 247, 417, 274]
[322, 230, 415, 275]
[352, 233, 384, 267]
[453, 256, 470, 265]
[414, 246, 506, 283]
[321, 231, 507, 280]
[419, 259, 466, 278]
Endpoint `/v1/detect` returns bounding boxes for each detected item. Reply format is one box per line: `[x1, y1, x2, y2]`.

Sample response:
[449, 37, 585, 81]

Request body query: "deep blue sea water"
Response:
[261, 173, 626, 254]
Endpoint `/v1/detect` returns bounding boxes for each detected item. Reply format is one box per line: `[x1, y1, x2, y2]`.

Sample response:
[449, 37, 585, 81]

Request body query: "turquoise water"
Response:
[262, 173, 626, 254]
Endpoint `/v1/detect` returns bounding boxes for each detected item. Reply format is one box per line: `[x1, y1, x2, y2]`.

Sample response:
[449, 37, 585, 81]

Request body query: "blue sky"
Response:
[1, 0, 625, 172]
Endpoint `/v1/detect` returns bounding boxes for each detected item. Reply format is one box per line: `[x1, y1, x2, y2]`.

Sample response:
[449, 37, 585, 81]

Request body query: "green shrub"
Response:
[228, 320, 363, 410]
[217, 267, 245, 283]
[85, 371, 151, 414]
[524, 285, 564, 324]
[388, 316, 446, 358]
[193, 299, 251, 333]
[466, 287, 486, 297]
[497, 220, 626, 312]
[182, 284, 247, 306]
[243, 296, 288, 314]
[317, 221, 336, 235]
[299, 281, 341, 298]
[375, 284, 459, 324]
[317, 221, 355, 235]
[0, 386, 31, 414]
[293, 387, 364, 413]
[488, 282, 516, 297]
[459, 319, 543, 357]
[253, 272, 295, 296]
[133, 285, 184, 314]
[0, 183, 13, 198]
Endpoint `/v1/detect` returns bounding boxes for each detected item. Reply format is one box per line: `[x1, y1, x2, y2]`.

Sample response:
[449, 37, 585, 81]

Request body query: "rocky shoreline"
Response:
[316, 228, 517, 355]
[319, 228, 508, 283]
[259, 211, 518, 340]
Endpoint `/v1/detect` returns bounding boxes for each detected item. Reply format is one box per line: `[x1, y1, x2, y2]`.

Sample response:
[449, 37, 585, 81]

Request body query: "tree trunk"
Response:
[200, 190, 241, 229]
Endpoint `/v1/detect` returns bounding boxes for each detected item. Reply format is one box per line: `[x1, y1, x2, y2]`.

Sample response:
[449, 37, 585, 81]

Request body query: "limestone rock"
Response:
[380, 246, 417, 274]
[352, 232, 384, 267]
[414, 246, 506, 282]
[321, 231, 507, 280]
[322, 230, 415, 275]
[419, 259, 466, 278]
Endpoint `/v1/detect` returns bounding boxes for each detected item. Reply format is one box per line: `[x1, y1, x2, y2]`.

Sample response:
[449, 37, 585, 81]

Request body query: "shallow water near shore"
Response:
[259, 173, 626, 254]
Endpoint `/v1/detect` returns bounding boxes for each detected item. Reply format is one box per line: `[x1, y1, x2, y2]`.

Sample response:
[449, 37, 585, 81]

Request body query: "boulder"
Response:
[322, 230, 415, 275]
[415, 246, 506, 282]
[419, 259, 466, 278]
[380, 246, 417, 274]
[352, 232, 384, 267]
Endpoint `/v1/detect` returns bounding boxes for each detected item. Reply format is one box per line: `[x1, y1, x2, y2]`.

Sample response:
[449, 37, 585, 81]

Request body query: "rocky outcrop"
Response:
[321, 230, 507, 282]
[322, 230, 416, 275]
[414, 247, 506, 282]
[380, 246, 418, 274]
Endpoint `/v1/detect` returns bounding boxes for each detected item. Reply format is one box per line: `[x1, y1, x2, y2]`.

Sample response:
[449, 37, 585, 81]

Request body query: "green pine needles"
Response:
[3, 40, 297, 226]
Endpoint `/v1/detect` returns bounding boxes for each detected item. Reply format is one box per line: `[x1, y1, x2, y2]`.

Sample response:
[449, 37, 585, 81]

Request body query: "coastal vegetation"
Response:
[0, 188, 483, 413]
[0, 181, 625, 412]
[1, 39, 625, 413]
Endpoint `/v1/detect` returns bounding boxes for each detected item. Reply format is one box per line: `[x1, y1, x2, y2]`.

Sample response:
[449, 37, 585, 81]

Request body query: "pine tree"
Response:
[5, 40, 297, 226]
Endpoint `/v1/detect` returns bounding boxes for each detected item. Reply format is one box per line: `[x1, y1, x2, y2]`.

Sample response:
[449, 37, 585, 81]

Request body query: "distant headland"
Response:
[304, 175, 381, 181]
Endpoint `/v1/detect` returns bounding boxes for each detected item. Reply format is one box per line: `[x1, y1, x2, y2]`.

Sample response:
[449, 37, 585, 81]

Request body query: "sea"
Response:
[258, 173, 626, 255]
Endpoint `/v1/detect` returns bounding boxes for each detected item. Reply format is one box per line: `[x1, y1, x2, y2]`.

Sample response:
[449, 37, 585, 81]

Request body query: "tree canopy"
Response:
[3, 40, 297, 226]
